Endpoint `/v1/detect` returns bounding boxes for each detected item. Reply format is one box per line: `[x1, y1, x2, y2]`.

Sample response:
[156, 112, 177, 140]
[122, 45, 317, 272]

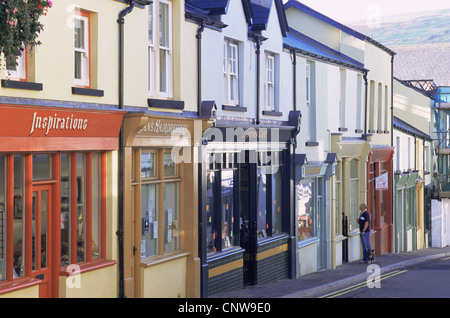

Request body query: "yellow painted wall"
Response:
[141, 256, 187, 298]
[0, 285, 39, 298]
[59, 265, 118, 298]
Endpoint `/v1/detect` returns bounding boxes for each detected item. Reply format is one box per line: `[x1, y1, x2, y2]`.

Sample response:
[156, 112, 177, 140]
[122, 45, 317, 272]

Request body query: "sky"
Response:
[294, 0, 450, 24]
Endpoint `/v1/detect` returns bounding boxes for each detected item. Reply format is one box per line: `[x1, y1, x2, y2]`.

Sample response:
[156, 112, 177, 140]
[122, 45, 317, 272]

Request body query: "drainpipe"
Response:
[363, 71, 368, 135]
[117, 0, 135, 299]
[196, 22, 205, 116]
[291, 50, 297, 111]
[256, 40, 261, 125]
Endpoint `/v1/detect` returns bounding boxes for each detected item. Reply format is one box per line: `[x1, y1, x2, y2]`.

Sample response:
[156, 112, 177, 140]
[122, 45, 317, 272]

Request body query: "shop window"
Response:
[0, 156, 5, 281]
[257, 151, 283, 239]
[60, 152, 106, 267]
[206, 153, 239, 254]
[349, 159, 359, 231]
[297, 181, 314, 241]
[138, 149, 180, 259]
[148, 1, 173, 98]
[334, 161, 342, 236]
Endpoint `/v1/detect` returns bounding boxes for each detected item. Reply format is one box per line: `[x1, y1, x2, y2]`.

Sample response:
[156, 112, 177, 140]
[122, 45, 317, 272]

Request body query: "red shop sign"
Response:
[0, 104, 125, 151]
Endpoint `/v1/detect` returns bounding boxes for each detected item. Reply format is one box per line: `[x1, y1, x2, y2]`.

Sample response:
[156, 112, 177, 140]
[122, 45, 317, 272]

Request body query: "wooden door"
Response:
[32, 185, 53, 298]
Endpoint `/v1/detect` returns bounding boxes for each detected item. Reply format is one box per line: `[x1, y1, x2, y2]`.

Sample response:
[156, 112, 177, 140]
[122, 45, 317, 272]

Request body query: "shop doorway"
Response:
[32, 184, 53, 298]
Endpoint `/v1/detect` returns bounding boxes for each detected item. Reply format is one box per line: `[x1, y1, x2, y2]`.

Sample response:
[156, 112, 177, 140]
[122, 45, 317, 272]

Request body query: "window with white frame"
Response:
[148, 1, 173, 98]
[223, 39, 240, 105]
[5, 52, 26, 81]
[265, 53, 275, 110]
[74, 10, 90, 87]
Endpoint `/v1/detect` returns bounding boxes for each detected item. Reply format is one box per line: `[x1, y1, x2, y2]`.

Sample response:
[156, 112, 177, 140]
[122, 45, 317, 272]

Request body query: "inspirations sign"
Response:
[0, 104, 125, 151]
[29, 111, 88, 136]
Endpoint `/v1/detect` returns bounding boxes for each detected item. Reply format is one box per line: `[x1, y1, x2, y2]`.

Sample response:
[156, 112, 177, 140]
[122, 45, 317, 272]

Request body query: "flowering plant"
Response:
[0, 0, 52, 65]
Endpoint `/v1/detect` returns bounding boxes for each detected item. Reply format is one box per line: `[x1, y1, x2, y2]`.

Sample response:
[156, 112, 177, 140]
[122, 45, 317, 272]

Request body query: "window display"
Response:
[138, 148, 181, 260]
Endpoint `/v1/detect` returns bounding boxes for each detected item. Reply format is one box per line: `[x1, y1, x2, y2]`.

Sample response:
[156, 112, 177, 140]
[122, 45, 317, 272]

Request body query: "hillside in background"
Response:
[350, 8, 450, 46]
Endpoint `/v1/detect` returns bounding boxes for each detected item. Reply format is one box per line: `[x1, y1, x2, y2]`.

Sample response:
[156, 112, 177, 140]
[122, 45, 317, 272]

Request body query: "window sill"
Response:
[355, 129, 363, 133]
[1, 79, 43, 91]
[0, 277, 41, 296]
[262, 110, 283, 117]
[222, 104, 247, 112]
[140, 250, 190, 268]
[147, 98, 185, 110]
[72, 86, 104, 97]
[338, 127, 348, 132]
[59, 259, 117, 277]
[306, 141, 319, 147]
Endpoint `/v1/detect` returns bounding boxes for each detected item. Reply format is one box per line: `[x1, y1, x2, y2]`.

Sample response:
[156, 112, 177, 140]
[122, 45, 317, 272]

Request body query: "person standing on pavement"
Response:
[357, 203, 371, 263]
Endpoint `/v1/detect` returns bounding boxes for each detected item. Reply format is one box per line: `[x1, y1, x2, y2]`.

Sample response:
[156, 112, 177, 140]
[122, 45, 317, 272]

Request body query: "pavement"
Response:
[210, 246, 450, 298]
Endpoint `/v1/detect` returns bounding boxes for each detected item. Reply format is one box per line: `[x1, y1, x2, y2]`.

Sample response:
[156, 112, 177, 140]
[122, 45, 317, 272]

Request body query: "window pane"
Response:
[91, 153, 101, 260]
[148, 3, 153, 44]
[41, 191, 48, 269]
[164, 182, 179, 253]
[141, 152, 156, 178]
[206, 171, 217, 254]
[33, 154, 52, 180]
[297, 182, 313, 242]
[75, 51, 82, 80]
[74, 18, 85, 50]
[13, 155, 24, 278]
[163, 153, 176, 177]
[221, 170, 235, 248]
[76, 153, 86, 263]
[159, 48, 167, 93]
[272, 168, 282, 235]
[159, 2, 169, 48]
[141, 184, 158, 258]
[0, 156, 5, 281]
[257, 168, 267, 238]
[61, 154, 71, 266]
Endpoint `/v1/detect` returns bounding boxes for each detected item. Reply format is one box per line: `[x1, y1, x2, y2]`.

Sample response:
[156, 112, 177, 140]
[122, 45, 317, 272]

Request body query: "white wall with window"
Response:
[148, 0, 173, 98]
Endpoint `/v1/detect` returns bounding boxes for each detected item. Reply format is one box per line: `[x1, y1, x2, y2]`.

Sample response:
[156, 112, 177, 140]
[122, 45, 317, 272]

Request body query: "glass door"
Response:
[32, 185, 53, 298]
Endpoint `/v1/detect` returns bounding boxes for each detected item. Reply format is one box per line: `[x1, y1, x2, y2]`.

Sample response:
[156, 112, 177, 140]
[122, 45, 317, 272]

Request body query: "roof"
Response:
[393, 116, 431, 141]
[391, 43, 450, 87]
[185, 0, 230, 15]
[284, 28, 366, 72]
[283, 0, 395, 56]
[249, 0, 288, 36]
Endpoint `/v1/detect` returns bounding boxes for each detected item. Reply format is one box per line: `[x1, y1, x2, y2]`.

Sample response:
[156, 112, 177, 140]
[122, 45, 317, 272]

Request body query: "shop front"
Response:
[367, 146, 394, 255]
[331, 134, 372, 264]
[121, 112, 208, 298]
[0, 104, 124, 298]
[394, 170, 419, 252]
[199, 113, 300, 297]
[295, 154, 335, 276]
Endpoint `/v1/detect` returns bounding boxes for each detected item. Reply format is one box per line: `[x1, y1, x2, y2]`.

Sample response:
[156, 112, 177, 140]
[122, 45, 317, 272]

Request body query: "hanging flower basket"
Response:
[0, 0, 52, 65]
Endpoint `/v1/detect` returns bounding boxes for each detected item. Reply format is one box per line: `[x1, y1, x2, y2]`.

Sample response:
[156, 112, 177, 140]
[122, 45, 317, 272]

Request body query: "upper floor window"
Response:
[5, 52, 26, 81]
[74, 10, 90, 88]
[148, 1, 173, 98]
[265, 53, 275, 111]
[223, 39, 240, 106]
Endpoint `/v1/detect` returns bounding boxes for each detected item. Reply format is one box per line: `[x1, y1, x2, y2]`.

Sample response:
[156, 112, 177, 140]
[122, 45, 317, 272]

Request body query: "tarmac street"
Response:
[211, 246, 450, 298]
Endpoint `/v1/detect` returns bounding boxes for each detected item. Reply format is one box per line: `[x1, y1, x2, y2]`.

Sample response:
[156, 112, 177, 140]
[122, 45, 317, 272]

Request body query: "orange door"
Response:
[32, 185, 53, 298]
